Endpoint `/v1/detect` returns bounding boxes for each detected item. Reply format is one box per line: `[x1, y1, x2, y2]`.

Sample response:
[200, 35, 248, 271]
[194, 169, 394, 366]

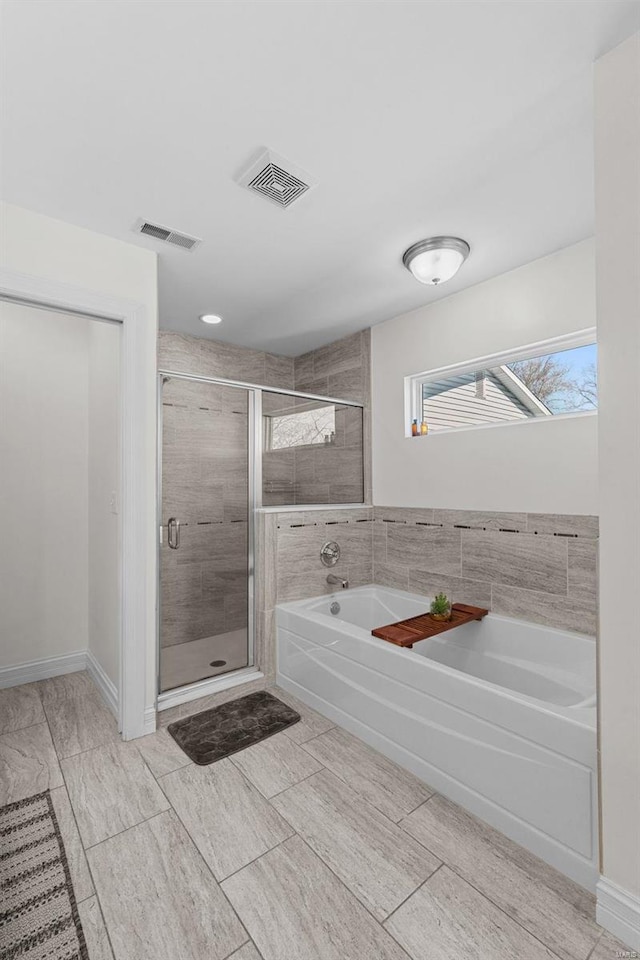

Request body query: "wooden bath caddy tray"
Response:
[372, 603, 489, 648]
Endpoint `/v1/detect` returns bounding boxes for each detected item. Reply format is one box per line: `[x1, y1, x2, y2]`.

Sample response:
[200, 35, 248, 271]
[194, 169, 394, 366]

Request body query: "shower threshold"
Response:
[157, 664, 264, 714]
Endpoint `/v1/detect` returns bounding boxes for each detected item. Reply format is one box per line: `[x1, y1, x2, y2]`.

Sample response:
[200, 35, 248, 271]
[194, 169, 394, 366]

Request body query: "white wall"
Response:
[0, 303, 90, 667]
[88, 321, 121, 688]
[371, 239, 598, 514]
[595, 31, 640, 912]
[1, 203, 158, 716]
[0, 304, 121, 686]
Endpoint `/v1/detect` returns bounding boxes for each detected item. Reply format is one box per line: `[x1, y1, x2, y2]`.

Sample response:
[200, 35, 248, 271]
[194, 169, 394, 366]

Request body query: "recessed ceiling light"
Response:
[403, 236, 470, 285]
[200, 314, 223, 324]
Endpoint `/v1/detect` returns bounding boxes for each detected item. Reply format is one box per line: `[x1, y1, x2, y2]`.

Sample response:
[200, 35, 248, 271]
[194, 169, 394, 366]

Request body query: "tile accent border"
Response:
[375, 507, 599, 539]
[374, 507, 598, 637]
[260, 505, 598, 685]
[275, 507, 374, 603]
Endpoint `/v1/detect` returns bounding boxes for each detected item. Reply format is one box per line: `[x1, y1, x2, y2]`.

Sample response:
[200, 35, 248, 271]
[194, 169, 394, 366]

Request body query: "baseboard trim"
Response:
[596, 876, 640, 950]
[85, 651, 119, 720]
[0, 651, 87, 689]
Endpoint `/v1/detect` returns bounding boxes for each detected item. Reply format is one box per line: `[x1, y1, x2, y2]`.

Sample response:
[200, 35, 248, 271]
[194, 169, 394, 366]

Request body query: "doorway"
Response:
[0, 269, 154, 740]
[0, 298, 121, 715]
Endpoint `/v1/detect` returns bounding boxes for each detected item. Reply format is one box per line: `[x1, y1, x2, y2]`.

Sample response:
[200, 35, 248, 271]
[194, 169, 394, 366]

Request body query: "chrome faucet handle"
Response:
[320, 541, 341, 567]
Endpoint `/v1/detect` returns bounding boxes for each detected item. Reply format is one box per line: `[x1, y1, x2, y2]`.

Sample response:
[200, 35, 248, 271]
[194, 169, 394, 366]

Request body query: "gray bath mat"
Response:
[0, 790, 88, 960]
[168, 690, 301, 765]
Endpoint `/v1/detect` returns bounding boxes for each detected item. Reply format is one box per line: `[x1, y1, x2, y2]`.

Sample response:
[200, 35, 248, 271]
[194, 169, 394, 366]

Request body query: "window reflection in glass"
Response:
[262, 393, 364, 505]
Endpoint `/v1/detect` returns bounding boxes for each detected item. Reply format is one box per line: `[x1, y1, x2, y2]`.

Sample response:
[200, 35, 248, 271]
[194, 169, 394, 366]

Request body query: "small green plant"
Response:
[430, 592, 451, 618]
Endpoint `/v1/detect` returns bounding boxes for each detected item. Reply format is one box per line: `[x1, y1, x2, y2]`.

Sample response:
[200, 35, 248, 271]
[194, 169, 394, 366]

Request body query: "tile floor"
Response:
[0, 671, 633, 960]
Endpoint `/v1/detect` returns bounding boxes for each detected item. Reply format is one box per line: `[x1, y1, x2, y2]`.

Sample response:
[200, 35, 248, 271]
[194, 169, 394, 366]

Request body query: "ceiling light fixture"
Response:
[403, 236, 470, 285]
[200, 314, 223, 324]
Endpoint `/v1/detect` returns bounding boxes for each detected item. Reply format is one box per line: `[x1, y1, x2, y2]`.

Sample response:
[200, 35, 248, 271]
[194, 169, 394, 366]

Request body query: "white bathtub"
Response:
[276, 584, 598, 890]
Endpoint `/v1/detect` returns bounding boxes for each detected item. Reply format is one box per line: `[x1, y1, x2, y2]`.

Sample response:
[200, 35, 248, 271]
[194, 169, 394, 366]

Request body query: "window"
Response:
[409, 333, 597, 434]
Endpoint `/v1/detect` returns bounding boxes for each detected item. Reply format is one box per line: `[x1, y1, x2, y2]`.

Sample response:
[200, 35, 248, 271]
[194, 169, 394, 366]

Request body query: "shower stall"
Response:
[157, 370, 365, 705]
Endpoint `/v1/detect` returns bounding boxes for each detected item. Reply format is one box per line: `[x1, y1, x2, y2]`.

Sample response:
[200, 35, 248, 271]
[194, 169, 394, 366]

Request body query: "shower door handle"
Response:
[167, 517, 181, 549]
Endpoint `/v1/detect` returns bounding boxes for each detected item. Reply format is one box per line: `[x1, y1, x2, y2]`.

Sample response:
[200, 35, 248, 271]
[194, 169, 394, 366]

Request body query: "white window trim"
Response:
[405, 328, 597, 437]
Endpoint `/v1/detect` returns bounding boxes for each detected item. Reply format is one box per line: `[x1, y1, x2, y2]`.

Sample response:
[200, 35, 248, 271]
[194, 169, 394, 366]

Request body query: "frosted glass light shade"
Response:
[403, 237, 470, 285]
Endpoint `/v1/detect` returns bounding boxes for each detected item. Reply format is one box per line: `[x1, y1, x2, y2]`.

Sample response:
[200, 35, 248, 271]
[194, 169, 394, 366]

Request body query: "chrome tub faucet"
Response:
[326, 574, 349, 589]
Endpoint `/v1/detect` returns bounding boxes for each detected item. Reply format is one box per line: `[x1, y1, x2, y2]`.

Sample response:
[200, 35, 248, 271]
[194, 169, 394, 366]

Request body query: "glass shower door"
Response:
[158, 375, 252, 692]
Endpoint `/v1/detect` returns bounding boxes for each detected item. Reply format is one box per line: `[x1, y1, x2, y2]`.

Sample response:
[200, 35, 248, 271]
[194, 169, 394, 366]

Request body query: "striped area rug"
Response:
[0, 791, 88, 960]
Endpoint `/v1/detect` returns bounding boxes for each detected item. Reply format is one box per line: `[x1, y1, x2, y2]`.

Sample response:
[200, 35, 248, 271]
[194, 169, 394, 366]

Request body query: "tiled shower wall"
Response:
[160, 378, 249, 647]
[294, 328, 372, 504]
[262, 328, 372, 506]
[158, 328, 373, 682]
[373, 507, 598, 636]
[263, 330, 371, 506]
[159, 331, 295, 650]
[158, 330, 296, 388]
[160, 329, 372, 508]
[262, 400, 365, 506]
[294, 327, 371, 403]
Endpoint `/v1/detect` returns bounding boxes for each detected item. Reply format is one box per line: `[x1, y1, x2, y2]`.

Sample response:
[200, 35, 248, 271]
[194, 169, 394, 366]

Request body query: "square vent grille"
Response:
[236, 149, 317, 209]
[133, 219, 202, 251]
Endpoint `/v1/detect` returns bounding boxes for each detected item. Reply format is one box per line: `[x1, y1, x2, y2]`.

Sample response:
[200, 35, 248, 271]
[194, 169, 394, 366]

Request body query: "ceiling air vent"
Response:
[132, 218, 202, 251]
[236, 149, 317, 209]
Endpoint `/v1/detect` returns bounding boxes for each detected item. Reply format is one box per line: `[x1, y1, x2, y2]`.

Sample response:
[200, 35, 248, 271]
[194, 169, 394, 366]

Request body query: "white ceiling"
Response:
[2, 0, 639, 355]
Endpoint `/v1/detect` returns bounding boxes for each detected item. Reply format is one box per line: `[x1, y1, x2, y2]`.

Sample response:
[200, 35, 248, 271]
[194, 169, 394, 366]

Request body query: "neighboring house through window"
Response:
[410, 333, 597, 434]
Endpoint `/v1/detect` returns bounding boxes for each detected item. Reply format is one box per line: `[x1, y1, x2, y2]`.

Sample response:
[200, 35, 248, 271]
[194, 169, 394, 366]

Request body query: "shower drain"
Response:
[210, 660, 227, 668]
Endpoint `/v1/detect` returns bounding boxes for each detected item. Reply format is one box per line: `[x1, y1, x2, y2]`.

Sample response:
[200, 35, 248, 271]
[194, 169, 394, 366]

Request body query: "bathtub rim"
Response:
[276, 583, 597, 733]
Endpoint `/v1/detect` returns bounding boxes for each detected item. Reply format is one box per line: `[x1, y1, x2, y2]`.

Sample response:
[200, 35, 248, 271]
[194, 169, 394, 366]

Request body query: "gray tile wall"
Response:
[160, 329, 371, 509]
[294, 329, 372, 504]
[160, 380, 250, 648]
[262, 404, 365, 507]
[158, 334, 294, 652]
[259, 504, 598, 685]
[256, 330, 371, 669]
[257, 508, 374, 679]
[260, 393, 297, 507]
[158, 330, 295, 389]
[294, 329, 370, 403]
[373, 507, 598, 636]
[275, 509, 374, 602]
[158, 328, 371, 678]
